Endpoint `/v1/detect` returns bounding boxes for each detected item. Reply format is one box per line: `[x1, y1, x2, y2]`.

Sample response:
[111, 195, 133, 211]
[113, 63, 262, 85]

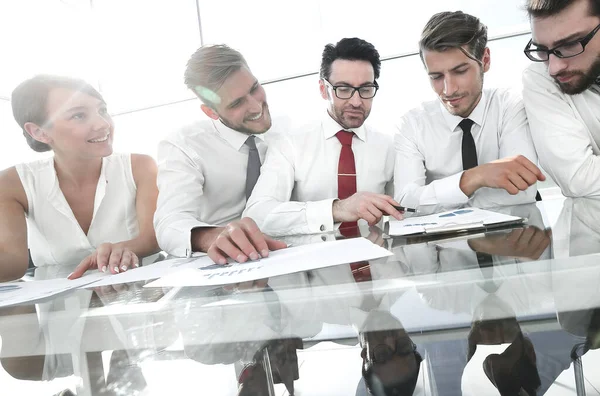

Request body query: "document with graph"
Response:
[388, 208, 525, 236]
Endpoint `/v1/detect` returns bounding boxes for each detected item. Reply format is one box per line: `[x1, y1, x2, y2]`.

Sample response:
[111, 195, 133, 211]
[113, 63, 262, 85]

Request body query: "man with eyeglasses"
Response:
[394, 11, 543, 211]
[523, 0, 600, 197]
[244, 37, 402, 236]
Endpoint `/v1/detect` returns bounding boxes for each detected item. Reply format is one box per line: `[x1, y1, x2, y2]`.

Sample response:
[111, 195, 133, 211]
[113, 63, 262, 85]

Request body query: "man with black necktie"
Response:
[154, 44, 287, 263]
[394, 11, 546, 211]
[244, 37, 403, 237]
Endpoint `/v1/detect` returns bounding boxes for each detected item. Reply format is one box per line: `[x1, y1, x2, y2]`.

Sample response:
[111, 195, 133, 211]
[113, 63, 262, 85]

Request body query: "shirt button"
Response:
[320, 225, 325, 232]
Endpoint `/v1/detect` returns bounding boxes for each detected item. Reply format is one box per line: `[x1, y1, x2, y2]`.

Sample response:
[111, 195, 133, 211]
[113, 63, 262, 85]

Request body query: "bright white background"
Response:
[0, 0, 531, 171]
[0, 2, 568, 393]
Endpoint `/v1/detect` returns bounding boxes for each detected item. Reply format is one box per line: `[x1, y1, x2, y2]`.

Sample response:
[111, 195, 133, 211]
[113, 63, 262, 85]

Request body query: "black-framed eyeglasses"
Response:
[323, 79, 379, 99]
[524, 23, 600, 62]
[371, 340, 417, 364]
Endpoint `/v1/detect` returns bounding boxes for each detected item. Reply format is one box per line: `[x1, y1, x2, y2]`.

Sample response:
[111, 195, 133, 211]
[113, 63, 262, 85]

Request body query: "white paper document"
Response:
[145, 237, 393, 288]
[0, 272, 105, 308]
[388, 208, 524, 236]
[86, 256, 203, 288]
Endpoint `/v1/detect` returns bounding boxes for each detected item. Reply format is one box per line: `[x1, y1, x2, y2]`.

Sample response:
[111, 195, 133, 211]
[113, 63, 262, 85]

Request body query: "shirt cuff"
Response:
[433, 172, 470, 205]
[306, 199, 336, 233]
[161, 219, 215, 257]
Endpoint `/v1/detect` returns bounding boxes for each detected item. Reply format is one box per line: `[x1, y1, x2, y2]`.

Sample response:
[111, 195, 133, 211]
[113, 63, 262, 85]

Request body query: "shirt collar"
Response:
[48, 156, 108, 227]
[322, 111, 367, 142]
[441, 90, 487, 132]
[213, 119, 266, 151]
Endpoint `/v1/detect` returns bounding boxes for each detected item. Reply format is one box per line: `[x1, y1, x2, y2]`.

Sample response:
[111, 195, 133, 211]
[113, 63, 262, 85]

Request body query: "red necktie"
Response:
[336, 130, 357, 231]
[333, 131, 372, 284]
[339, 224, 372, 283]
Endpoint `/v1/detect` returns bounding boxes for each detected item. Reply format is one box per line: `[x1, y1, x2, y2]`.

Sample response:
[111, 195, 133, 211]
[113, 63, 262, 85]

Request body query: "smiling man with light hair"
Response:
[154, 44, 287, 263]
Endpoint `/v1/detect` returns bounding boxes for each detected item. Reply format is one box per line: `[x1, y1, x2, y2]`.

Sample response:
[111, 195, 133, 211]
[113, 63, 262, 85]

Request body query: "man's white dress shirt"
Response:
[154, 118, 280, 257]
[523, 62, 600, 197]
[394, 88, 538, 210]
[243, 112, 395, 236]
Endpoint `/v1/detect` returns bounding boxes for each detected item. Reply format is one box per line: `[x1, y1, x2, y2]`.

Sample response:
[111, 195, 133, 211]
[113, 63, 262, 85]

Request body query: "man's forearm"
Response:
[191, 227, 224, 252]
[459, 168, 481, 197]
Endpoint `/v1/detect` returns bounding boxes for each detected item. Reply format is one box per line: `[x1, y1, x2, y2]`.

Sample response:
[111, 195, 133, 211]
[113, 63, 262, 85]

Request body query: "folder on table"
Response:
[388, 208, 525, 237]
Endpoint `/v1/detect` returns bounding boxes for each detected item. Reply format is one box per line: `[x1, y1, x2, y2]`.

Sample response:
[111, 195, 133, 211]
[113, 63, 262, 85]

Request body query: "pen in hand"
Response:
[392, 205, 417, 213]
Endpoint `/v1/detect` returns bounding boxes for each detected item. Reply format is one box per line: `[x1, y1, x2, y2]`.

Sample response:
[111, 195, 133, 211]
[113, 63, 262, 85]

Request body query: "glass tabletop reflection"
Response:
[1, 196, 600, 395]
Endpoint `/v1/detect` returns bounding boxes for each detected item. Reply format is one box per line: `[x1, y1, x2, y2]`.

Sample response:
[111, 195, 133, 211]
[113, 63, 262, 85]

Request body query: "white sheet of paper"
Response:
[388, 208, 523, 236]
[144, 237, 393, 288]
[85, 256, 204, 288]
[0, 272, 105, 308]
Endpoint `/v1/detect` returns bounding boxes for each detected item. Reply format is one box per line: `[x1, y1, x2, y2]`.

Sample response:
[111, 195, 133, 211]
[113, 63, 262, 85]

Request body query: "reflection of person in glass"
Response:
[358, 310, 422, 395]
[462, 295, 541, 396]
[553, 197, 600, 258]
[0, 299, 152, 395]
[559, 307, 600, 361]
[237, 337, 302, 396]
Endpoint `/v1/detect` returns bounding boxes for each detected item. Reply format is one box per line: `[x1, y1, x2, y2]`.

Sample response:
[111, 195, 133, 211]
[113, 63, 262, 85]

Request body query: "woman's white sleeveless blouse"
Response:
[15, 154, 139, 277]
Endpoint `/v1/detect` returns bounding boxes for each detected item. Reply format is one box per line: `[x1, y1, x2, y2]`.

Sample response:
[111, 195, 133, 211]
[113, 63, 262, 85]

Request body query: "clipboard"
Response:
[388, 208, 526, 237]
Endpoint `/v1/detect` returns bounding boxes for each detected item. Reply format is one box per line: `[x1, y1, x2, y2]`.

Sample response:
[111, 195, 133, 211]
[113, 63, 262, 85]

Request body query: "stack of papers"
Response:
[388, 208, 525, 237]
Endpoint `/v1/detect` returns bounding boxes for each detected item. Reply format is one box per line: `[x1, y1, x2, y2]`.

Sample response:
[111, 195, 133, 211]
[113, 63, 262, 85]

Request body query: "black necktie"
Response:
[245, 136, 260, 200]
[459, 118, 478, 170]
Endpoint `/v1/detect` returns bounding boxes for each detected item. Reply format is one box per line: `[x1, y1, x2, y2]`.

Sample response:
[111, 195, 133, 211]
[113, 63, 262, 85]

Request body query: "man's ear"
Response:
[24, 122, 52, 145]
[319, 79, 329, 100]
[201, 104, 220, 120]
[482, 47, 491, 73]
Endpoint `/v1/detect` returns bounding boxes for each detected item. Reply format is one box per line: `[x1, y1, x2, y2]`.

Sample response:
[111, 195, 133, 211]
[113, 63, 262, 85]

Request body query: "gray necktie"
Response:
[245, 136, 261, 200]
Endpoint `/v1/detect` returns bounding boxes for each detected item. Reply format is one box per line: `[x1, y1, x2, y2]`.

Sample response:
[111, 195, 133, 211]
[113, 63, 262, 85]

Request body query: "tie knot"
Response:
[335, 130, 354, 146]
[458, 118, 474, 133]
[245, 135, 258, 150]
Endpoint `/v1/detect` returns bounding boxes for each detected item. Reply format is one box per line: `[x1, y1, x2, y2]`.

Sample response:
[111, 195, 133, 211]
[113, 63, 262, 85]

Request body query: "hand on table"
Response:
[196, 218, 287, 265]
[68, 243, 139, 279]
[332, 192, 404, 226]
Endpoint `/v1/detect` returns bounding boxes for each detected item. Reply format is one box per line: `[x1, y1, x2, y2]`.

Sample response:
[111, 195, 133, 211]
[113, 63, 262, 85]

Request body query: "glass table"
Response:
[1, 196, 599, 395]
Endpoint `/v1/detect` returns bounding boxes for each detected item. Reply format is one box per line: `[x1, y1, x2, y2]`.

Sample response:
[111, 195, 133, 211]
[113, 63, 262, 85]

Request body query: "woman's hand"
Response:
[68, 243, 139, 279]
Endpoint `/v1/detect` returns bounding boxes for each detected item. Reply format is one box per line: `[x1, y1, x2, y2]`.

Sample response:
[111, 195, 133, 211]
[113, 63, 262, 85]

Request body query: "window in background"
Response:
[0, 100, 52, 171]
[92, 0, 201, 114]
[198, 0, 529, 82]
[198, 0, 324, 82]
[110, 100, 204, 158]
[0, 0, 97, 98]
[0, 1, 536, 173]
